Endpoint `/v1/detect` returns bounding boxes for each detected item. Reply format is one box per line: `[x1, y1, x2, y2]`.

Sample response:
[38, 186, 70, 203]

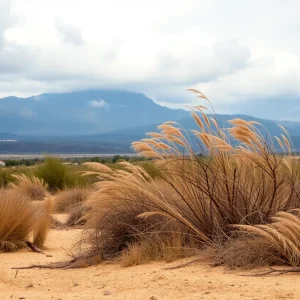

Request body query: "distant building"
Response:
[0, 161, 5, 166]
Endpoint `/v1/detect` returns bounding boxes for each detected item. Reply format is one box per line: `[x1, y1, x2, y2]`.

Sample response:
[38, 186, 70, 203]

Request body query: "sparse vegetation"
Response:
[3, 90, 300, 274]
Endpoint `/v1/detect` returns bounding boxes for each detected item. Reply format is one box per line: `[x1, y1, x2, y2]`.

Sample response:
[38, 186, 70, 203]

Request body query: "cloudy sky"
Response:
[1, 0, 300, 120]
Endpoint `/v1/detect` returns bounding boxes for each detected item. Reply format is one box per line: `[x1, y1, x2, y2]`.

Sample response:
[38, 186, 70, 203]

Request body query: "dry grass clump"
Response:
[209, 236, 284, 269]
[0, 190, 51, 251]
[54, 187, 92, 213]
[54, 187, 92, 226]
[232, 210, 300, 267]
[57, 89, 300, 269]
[75, 164, 199, 262]
[9, 174, 48, 200]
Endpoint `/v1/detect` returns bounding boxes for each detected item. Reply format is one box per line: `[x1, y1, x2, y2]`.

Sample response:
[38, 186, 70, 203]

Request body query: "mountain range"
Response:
[1, 90, 300, 153]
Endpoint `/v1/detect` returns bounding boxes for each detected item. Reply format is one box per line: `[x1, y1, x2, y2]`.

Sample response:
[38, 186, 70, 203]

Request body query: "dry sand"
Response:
[1, 228, 300, 300]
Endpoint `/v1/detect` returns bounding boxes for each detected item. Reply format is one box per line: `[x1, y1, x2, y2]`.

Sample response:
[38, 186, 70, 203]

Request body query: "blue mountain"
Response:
[0, 90, 189, 135]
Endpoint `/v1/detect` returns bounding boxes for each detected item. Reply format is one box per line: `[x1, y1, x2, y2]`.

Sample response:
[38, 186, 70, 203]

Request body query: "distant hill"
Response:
[0, 90, 189, 135]
[2, 89, 300, 153]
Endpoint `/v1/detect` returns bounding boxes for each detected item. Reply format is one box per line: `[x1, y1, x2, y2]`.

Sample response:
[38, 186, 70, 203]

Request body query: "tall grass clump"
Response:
[67, 89, 300, 269]
[75, 161, 198, 262]
[35, 156, 70, 191]
[54, 187, 92, 226]
[0, 190, 51, 251]
[9, 174, 48, 200]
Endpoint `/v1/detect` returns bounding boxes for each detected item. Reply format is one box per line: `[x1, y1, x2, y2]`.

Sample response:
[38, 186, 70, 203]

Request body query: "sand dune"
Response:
[1, 229, 299, 300]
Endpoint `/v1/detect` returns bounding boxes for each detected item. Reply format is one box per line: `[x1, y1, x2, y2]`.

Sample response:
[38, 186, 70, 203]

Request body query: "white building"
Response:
[0, 161, 5, 167]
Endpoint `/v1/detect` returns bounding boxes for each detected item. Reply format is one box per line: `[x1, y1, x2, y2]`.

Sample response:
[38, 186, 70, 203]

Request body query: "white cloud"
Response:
[1, 0, 300, 119]
[89, 99, 109, 108]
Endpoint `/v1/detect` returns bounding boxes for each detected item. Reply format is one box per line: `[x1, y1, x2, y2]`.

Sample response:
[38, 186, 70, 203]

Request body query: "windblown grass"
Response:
[9, 174, 48, 200]
[48, 89, 300, 269]
[0, 190, 51, 251]
[232, 210, 300, 267]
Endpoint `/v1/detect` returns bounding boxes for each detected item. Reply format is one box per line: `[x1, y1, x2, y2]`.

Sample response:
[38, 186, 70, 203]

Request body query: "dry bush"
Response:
[65, 89, 300, 268]
[9, 174, 48, 200]
[54, 187, 92, 227]
[0, 190, 50, 251]
[54, 187, 92, 213]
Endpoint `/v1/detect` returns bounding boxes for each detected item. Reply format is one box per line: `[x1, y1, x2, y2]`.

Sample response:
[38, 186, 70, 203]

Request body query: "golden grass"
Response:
[70, 89, 300, 268]
[9, 174, 48, 200]
[233, 210, 300, 266]
[0, 189, 51, 251]
[0, 191, 35, 251]
[54, 187, 92, 213]
[0, 190, 35, 251]
[36, 89, 300, 270]
[32, 197, 53, 248]
[121, 231, 198, 267]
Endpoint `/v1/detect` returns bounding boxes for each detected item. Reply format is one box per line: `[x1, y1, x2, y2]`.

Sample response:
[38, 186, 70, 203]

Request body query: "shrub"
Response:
[35, 157, 70, 191]
[0, 169, 11, 188]
[0, 190, 50, 251]
[9, 174, 48, 200]
[54, 187, 92, 213]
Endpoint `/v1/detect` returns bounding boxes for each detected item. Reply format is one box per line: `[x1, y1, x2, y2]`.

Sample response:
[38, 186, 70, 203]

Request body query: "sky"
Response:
[1, 0, 300, 120]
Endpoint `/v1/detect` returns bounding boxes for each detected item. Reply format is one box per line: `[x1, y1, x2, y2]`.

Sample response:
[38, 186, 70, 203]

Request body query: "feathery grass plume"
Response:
[0, 190, 35, 251]
[9, 174, 49, 200]
[232, 210, 300, 266]
[130, 90, 299, 240]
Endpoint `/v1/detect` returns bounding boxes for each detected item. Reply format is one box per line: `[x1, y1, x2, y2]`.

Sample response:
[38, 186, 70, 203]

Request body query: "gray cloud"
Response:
[2, 0, 300, 121]
[55, 18, 84, 46]
[0, 44, 37, 75]
[0, 0, 14, 48]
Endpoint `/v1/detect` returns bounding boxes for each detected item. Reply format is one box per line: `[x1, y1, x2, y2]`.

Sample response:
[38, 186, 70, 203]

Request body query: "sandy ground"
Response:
[1, 228, 300, 300]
